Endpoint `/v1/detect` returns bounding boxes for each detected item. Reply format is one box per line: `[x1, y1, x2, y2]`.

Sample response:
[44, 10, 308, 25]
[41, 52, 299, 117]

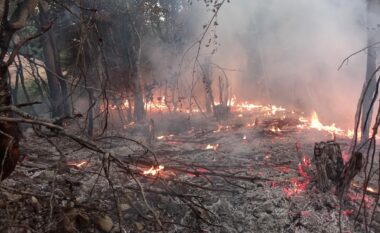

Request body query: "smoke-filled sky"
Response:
[194, 0, 370, 127]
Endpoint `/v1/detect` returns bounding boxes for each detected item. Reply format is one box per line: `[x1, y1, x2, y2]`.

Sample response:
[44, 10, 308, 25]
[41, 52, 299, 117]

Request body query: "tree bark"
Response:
[361, 0, 380, 141]
[0, 0, 38, 180]
[39, 1, 65, 118]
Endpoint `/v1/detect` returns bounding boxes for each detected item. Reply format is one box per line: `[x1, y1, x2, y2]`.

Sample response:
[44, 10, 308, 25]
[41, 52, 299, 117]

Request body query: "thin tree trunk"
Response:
[87, 89, 94, 137]
[0, 0, 38, 180]
[39, 1, 63, 118]
[361, 0, 380, 141]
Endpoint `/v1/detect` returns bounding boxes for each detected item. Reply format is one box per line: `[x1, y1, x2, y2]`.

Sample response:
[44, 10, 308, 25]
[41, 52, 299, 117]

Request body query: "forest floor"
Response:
[0, 109, 379, 233]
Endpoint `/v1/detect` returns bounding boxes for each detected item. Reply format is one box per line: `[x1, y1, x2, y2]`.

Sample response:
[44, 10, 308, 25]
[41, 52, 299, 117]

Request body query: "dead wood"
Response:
[336, 152, 363, 199]
[313, 141, 345, 192]
[0, 121, 20, 180]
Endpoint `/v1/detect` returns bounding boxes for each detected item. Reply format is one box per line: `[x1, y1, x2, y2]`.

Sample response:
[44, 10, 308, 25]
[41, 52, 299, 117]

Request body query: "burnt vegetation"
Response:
[0, 0, 380, 233]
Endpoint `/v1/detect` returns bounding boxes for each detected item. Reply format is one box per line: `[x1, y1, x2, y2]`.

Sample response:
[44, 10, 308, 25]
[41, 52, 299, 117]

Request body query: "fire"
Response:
[123, 121, 135, 129]
[67, 160, 89, 169]
[298, 154, 311, 177]
[143, 165, 164, 176]
[205, 144, 219, 151]
[366, 186, 377, 194]
[283, 177, 309, 197]
[270, 105, 286, 115]
[309, 111, 345, 135]
[270, 126, 281, 133]
[242, 135, 247, 140]
[157, 135, 165, 140]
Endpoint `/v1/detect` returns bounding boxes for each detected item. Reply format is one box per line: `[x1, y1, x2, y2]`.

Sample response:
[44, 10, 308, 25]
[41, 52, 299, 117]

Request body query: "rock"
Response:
[135, 222, 144, 231]
[262, 201, 274, 214]
[31, 196, 42, 211]
[58, 208, 90, 233]
[95, 214, 113, 232]
[119, 203, 131, 211]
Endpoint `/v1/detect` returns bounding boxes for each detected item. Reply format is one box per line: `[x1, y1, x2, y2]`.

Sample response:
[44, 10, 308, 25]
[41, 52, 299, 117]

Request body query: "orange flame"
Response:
[143, 165, 164, 176]
[205, 144, 219, 151]
[67, 160, 89, 169]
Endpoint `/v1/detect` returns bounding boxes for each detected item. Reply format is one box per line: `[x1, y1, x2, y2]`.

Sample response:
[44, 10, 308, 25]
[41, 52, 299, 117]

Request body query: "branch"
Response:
[7, 0, 38, 30]
[338, 41, 380, 70]
[6, 22, 53, 66]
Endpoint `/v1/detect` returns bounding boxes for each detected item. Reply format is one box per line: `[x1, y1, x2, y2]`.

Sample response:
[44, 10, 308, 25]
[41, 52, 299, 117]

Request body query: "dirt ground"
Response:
[0, 109, 379, 233]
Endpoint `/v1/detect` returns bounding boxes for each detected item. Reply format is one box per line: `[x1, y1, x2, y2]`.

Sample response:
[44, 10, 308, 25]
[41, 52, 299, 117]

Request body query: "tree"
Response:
[360, 0, 380, 141]
[0, 0, 38, 180]
[38, 1, 70, 118]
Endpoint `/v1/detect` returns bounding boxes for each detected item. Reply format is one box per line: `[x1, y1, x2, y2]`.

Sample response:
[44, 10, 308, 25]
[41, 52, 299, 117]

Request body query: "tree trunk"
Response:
[132, 62, 145, 122]
[361, 0, 380, 141]
[202, 58, 215, 114]
[87, 89, 94, 137]
[0, 0, 38, 180]
[39, 1, 65, 118]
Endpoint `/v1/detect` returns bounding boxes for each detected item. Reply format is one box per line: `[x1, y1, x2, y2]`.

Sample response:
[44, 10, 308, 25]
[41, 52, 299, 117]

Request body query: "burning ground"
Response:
[1, 101, 379, 233]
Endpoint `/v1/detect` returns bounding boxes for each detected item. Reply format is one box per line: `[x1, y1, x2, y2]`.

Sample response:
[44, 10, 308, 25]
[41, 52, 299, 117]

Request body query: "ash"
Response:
[0, 109, 379, 233]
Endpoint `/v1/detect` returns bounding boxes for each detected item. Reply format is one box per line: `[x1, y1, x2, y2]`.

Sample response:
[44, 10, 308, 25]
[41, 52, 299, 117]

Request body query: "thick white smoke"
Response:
[146, 0, 373, 128]
[208, 0, 368, 127]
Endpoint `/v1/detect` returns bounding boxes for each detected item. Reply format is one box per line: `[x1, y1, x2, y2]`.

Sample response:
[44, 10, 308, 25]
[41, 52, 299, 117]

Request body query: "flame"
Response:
[67, 160, 89, 169]
[143, 165, 164, 176]
[271, 105, 285, 115]
[205, 144, 219, 151]
[157, 135, 165, 140]
[310, 111, 344, 135]
[242, 135, 247, 140]
[270, 126, 281, 133]
[366, 186, 377, 194]
[283, 177, 309, 197]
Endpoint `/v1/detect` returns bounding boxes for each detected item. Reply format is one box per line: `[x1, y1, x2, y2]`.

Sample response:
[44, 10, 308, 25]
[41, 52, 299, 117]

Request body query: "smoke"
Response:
[185, 0, 369, 127]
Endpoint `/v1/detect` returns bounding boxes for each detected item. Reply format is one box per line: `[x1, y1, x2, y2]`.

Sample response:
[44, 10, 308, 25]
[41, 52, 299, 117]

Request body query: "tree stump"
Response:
[313, 141, 363, 198]
[314, 141, 345, 192]
[213, 104, 230, 121]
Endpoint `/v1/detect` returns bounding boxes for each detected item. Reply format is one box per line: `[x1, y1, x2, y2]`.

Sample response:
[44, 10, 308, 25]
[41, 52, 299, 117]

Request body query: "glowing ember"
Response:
[298, 163, 309, 178]
[143, 165, 164, 176]
[157, 136, 165, 140]
[242, 135, 247, 140]
[205, 144, 219, 151]
[302, 155, 311, 168]
[342, 150, 350, 163]
[67, 160, 89, 169]
[123, 121, 135, 129]
[283, 177, 309, 197]
[342, 209, 354, 216]
[270, 126, 281, 133]
[366, 186, 377, 194]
